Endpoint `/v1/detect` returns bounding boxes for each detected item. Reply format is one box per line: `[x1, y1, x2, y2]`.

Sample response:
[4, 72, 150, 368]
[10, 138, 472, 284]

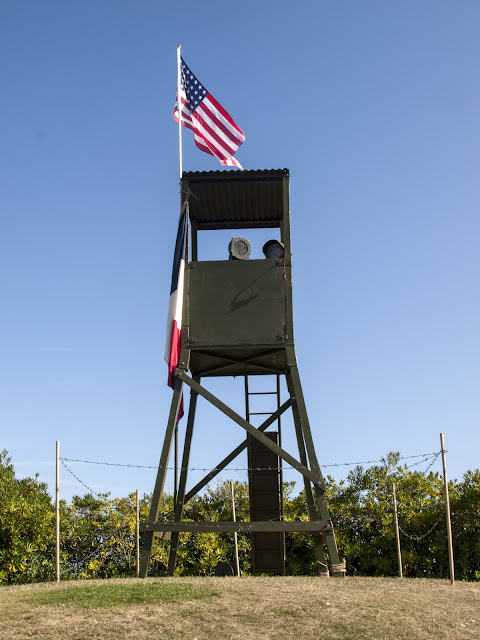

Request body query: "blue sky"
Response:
[1, 1, 479, 502]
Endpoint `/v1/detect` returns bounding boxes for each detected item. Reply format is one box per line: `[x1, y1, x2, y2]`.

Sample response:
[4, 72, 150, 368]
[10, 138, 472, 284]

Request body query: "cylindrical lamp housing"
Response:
[229, 237, 251, 260]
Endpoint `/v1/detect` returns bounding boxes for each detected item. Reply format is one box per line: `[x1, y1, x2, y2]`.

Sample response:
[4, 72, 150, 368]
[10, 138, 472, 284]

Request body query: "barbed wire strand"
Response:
[58, 454, 447, 569]
[404, 451, 441, 472]
[398, 517, 443, 542]
[60, 451, 441, 474]
[60, 451, 443, 512]
[60, 459, 105, 499]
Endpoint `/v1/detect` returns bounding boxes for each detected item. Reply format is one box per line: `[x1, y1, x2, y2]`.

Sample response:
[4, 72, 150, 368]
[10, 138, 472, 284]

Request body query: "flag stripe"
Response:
[176, 97, 239, 158]
[165, 208, 187, 421]
[198, 98, 244, 146]
[169, 211, 188, 295]
[193, 111, 238, 159]
[206, 93, 245, 140]
[221, 156, 243, 168]
[193, 133, 215, 157]
[195, 102, 242, 151]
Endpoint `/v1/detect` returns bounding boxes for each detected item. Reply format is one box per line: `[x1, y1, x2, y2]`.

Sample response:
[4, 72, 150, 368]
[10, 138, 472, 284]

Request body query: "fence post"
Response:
[230, 480, 240, 577]
[440, 433, 455, 584]
[136, 489, 140, 578]
[392, 483, 403, 578]
[55, 440, 60, 583]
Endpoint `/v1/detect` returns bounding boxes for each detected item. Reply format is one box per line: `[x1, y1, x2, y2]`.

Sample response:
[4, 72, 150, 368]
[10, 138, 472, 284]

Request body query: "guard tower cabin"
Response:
[139, 169, 345, 578]
[184, 168, 291, 378]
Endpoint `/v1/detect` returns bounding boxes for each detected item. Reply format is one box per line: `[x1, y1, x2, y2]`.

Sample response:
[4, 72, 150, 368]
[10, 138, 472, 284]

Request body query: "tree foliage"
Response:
[1, 450, 479, 584]
[0, 450, 56, 584]
[326, 452, 448, 577]
[59, 493, 142, 579]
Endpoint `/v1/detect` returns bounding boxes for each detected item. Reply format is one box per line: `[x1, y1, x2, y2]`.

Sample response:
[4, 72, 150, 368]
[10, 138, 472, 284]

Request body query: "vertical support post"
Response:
[276, 374, 286, 576]
[281, 172, 294, 346]
[167, 378, 200, 576]
[440, 433, 455, 585]
[139, 382, 183, 577]
[174, 426, 178, 506]
[285, 357, 343, 574]
[55, 440, 60, 584]
[230, 480, 241, 577]
[286, 372, 328, 575]
[191, 218, 198, 262]
[392, 483, 403, 578]
[136, 489, 140, 578]
[276, 374, 284, 521]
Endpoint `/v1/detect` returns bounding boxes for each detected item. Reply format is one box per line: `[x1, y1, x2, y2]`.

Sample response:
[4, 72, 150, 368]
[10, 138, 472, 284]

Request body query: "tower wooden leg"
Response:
[167, 377, 200, 576]
[285, 354, 344, 575]
[286, 372, 329, 574]
[286, 372, 329, 575]
[139, 381, 183, 578]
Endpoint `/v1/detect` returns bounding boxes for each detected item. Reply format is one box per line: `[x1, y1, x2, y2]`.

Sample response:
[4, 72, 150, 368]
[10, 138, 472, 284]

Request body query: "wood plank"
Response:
[140, 520, 331, 534]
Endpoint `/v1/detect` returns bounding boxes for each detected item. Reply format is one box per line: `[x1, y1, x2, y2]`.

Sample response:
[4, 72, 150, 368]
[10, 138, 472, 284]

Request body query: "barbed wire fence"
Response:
[52, 444, 459, 580]
[60, 450, 441, 477]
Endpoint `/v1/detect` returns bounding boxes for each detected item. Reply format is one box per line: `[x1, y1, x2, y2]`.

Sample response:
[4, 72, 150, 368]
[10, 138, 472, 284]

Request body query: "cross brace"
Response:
[176, 371, 325, 491]
[139, 365, 343, 578]
[141, 521, 332, 534]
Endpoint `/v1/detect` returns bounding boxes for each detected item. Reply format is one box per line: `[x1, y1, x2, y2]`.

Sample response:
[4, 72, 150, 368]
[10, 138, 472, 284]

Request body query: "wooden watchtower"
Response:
[139, 168, 345, 577]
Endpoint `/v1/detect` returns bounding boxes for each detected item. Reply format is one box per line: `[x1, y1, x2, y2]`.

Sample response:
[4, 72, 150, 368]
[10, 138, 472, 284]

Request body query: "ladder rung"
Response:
[249, 412, 274, 415]
[248, 391, 277, 395]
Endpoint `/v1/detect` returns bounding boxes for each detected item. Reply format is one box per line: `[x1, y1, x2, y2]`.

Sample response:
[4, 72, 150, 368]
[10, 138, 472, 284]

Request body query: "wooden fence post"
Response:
[440, 433, 455, 584]
[392, 483, 403, 578]
[55, 440, 60, 583]
[136, 489, 140, 578]
[230, 480, 241, 577]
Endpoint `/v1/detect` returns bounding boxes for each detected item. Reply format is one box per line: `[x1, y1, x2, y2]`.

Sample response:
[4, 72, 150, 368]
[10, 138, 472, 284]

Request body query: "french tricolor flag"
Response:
[164, 206, 188, 419]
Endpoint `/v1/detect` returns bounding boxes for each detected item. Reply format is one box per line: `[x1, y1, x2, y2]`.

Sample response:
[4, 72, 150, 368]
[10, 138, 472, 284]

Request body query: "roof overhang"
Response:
[181, 168, 289, 230]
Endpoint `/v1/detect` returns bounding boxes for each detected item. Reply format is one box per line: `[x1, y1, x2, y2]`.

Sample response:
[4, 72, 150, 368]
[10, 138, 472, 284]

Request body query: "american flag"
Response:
[174, 58, 245, 169]
[164, 205, 188, 421]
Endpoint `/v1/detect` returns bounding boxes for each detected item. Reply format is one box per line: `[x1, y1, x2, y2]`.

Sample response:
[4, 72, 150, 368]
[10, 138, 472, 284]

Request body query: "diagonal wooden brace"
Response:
[176, 370, 325, 491]
[184, 397, 293, 503]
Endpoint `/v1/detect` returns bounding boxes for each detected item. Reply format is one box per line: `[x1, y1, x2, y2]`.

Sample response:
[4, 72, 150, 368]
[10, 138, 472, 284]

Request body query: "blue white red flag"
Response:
[174, 58, 245, 169]
[165, 206, 188, 420]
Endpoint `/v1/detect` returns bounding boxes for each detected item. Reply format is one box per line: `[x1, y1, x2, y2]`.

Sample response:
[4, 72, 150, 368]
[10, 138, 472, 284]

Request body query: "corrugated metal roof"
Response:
[181, 169, 289, 229]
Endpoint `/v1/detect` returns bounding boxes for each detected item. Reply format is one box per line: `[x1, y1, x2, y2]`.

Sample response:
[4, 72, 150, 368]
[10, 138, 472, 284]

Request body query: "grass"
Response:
[0, 576, 479, 640]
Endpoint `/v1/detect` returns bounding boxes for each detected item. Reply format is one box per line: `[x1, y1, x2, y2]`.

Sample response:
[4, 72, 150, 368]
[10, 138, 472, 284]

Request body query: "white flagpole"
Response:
[175, 45, 185, 437]
[177, 45, 183, 184]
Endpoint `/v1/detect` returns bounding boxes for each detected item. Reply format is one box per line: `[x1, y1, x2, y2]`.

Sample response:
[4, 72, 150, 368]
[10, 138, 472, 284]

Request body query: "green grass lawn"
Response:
[1, 576, 479, 640]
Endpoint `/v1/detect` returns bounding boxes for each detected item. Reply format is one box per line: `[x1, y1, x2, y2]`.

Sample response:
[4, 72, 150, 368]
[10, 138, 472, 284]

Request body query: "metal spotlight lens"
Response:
[229, 237, 251, 260]
[262, 239, 284, 259]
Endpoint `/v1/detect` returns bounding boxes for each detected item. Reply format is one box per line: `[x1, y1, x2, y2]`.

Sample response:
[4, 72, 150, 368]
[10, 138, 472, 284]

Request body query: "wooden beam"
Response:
[176, 371, 325, 490]
[184, 398, 292, 503]
[141, 520, 331, 534]
[192, 348, 284, 376]
[168, 377, 200, 576]
[139, 380, 183, 577]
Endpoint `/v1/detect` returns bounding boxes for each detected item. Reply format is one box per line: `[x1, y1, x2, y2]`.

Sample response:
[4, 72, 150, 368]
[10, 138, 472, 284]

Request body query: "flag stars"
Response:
[179, 58, 209, 111]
